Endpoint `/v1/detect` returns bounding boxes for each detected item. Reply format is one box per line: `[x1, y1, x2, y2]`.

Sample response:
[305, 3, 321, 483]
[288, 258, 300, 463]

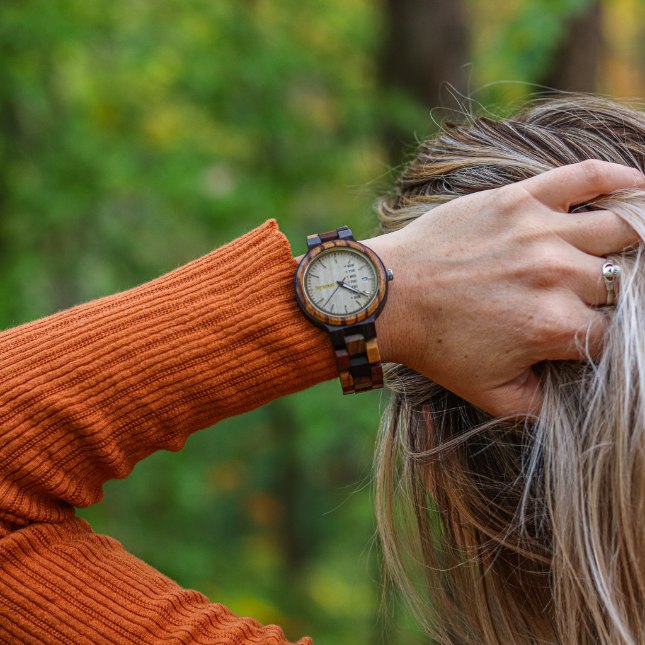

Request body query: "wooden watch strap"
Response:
[329, 322, 383, 394]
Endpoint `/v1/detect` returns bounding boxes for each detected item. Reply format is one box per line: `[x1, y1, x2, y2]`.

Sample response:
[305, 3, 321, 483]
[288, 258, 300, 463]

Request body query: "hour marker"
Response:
[330, 303, 335, 313]
[344, 305, 348, 313]
[318, 260, 327, 269]
[309, 273, 320, 279]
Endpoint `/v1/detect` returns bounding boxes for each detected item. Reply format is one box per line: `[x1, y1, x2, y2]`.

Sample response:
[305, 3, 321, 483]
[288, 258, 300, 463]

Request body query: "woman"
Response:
[0, 95, 642, 643]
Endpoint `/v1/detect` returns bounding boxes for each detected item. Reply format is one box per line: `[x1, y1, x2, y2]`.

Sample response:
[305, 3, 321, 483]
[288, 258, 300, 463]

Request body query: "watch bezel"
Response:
[295, 239, 388, 327]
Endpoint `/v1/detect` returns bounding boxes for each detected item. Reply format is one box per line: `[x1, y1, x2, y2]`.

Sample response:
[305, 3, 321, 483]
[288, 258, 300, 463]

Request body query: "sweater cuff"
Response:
[214, 219, 338, 410]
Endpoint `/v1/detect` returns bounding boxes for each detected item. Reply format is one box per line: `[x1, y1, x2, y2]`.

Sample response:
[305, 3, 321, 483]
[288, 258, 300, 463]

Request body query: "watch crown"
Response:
[386, 268, 394, 281]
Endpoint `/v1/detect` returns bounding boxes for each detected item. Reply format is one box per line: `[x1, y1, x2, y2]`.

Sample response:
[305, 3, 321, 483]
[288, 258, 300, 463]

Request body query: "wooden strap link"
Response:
[307, 225, 354, 250]
[330, 323, 383, 394]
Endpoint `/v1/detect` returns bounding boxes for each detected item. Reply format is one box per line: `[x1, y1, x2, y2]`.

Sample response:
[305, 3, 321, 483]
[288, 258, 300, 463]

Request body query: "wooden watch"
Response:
[294, 226, 393, 394]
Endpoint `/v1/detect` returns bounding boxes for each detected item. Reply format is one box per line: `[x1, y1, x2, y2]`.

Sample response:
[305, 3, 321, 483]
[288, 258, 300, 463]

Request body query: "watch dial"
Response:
[304, 248, 378, 316]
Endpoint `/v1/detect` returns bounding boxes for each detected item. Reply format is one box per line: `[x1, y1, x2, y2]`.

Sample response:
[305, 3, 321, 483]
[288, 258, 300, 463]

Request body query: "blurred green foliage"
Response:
[0, 1, 642, 643]
[475, 0, 592, 89]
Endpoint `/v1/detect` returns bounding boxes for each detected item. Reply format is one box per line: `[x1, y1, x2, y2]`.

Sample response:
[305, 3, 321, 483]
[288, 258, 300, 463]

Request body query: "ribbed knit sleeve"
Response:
[0, 220, 338, 644]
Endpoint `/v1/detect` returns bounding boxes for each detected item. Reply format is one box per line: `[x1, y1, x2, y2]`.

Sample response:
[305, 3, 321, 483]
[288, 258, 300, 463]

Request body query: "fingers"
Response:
[520, 160, 645, 212]
[554, 209, 640, 256]
[570, 309, 608, 360]
[542, 299, 609, 362]
[554, 247, 618, 307]
[484, 299, 610, 418]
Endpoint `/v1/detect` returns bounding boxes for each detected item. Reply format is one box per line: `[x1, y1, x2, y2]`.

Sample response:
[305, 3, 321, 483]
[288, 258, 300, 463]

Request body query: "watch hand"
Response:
[322, 285, 341, 309]
[336, 280, 370, 298]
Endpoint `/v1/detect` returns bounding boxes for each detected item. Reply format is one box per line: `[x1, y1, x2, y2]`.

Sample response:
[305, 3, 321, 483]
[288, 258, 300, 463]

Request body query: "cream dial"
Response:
[304, 248, 378, 316]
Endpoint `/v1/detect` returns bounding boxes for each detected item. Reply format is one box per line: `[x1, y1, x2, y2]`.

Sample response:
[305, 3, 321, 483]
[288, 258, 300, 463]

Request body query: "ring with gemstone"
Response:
[602, 261, 621, 306]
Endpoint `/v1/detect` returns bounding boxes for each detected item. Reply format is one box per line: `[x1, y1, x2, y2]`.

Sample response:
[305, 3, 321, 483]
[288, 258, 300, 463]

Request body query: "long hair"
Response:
[374, 95, 645, 644]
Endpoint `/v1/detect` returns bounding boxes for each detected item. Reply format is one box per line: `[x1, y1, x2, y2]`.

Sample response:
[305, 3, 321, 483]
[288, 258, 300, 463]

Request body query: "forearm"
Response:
[0, 220, 336, 525]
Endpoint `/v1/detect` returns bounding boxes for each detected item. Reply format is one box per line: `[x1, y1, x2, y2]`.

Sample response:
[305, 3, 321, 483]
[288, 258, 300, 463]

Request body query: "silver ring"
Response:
[602, 261, 621, 306]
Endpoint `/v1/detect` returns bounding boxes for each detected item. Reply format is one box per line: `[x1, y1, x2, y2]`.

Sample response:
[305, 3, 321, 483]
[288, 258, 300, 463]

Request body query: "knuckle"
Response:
[489, 185, 516, 215]
[495, 183, 534, 217]
[530, 313, 566, 351]
[539, 311, 583, 350]
[577, 159, 606, 185]
[529, 298, 604, 358]
[517, 218, 552, 246]
[529, 255, 575, 288]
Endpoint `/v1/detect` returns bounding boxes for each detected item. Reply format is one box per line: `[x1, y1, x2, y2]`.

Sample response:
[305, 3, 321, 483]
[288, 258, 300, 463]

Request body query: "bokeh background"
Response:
[1, 1, 643, 643]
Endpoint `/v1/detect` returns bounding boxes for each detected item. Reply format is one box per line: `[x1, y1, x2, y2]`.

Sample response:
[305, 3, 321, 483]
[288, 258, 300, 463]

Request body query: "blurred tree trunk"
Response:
[541, 1, 603, 93]
[267, 400, 308, 574]
[379, 0, 470, 164]
[0, 33, 22, 323]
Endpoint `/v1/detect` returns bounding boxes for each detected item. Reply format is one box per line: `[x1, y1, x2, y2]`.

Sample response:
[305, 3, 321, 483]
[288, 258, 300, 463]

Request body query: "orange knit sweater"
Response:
[0, 221, 337, 644]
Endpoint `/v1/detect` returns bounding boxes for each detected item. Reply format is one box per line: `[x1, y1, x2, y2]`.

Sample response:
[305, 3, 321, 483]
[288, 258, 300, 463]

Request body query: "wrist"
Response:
[360, 232, 408, 365]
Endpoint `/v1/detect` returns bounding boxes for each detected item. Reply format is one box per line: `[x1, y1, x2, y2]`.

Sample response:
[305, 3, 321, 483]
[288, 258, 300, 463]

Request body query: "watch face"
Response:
[304, 248, 378, 317]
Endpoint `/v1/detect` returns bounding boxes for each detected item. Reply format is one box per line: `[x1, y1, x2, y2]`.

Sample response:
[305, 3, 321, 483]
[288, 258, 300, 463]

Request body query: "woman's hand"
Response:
[365, 161, 645, 417]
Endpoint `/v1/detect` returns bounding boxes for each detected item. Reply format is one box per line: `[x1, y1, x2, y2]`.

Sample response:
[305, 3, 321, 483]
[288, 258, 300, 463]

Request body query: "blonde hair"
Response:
[374, 95, 645, 644]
